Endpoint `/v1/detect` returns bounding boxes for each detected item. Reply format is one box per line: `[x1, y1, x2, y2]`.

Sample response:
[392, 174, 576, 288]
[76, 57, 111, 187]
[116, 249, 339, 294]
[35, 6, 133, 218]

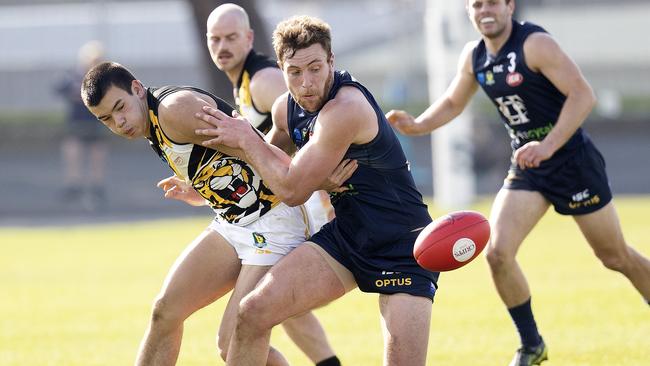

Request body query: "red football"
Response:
[414, 211, 490, 272]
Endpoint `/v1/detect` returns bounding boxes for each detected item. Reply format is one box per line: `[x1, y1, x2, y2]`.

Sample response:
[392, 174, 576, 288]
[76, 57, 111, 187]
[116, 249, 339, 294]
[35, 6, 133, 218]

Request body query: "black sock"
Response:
[508, 297, 542, 348]
[316, 355, 341, 366]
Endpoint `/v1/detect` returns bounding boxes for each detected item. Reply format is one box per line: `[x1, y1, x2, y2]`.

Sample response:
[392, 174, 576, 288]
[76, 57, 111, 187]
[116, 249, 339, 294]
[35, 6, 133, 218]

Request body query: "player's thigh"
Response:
[489, 188, 550, 255]
[572, 201, 626, 254]
[378, 293, 432, 362]
[243, 243, 346, 325]
[218, 264, 271, 344]
[158, 229, 241, 314]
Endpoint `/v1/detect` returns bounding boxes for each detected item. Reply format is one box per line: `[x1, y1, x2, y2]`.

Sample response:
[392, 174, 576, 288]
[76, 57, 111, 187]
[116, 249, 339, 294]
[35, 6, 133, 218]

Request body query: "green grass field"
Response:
[1, 196, 649, 365]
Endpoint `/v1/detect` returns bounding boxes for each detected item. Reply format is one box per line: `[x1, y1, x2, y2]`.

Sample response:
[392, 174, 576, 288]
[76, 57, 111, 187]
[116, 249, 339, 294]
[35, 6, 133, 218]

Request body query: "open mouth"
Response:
[480, 17, 495, 24]
[230, 185, 249, 200]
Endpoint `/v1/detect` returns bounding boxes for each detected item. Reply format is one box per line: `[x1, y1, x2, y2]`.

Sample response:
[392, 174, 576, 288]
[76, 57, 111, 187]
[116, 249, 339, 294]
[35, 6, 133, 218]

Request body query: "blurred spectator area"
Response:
[1, 0, 648, 113]
[0, 0, 648, 221]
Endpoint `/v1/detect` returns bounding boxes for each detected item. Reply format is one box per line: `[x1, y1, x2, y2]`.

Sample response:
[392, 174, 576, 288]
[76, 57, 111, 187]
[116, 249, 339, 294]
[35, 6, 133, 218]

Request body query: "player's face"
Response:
[467, 0, 514, 39]
[206, 15, 253, 73]
[281, 43, 334, 113]
[87, 81, 149, 139]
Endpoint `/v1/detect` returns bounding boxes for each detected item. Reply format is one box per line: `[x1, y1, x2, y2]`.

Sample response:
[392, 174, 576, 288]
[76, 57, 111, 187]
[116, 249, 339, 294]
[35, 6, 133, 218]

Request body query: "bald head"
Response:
[207, 3, 250, 31]
[206, 4, 255, 78]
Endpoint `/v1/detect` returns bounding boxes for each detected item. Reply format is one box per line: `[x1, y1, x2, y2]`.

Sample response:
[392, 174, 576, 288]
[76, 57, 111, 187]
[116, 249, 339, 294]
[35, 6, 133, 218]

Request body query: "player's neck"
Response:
[225, 64, 245, 86]
[143, 99, 152, 138]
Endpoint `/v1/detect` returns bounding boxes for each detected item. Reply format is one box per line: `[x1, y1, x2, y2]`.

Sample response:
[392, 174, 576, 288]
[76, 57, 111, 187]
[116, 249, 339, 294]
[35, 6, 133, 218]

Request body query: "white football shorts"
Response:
[208, 202, 312, 266]
[304, 190, 334, 233]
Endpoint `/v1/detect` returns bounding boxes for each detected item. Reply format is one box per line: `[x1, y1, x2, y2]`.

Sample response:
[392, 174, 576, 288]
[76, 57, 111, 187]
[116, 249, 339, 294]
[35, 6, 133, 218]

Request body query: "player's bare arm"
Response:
[196, 86, 373, 205]
[514, 33, 597, 169]
[156, 90, 246, 159]
[268, 91, 357, 193]
[250, 67, 287, 114]
[266, 91, 296, 155]
[386, 41, 479, 135]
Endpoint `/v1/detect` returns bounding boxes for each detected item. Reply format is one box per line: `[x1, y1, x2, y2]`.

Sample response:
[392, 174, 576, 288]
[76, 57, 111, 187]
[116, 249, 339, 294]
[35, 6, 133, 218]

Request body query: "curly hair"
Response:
[272, 15, 332, 65]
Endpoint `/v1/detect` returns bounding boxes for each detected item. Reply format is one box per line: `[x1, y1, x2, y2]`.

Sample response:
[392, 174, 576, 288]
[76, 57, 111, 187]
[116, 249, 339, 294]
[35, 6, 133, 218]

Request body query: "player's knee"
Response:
[150, 295, 183, 326]
[237, 297, 263, 327]
[237, 295, 273, 332]
[596, 247, 630, 272]
[485, 242, 514, 269]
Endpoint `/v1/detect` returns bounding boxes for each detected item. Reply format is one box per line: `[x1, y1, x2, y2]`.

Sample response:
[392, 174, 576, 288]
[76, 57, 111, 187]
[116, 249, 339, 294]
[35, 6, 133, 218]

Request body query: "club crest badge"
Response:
[506, 72, 524, 87]
[252, 232, 267, 248]
[486, 71, 495, 86]
[477, 72, 486, 85]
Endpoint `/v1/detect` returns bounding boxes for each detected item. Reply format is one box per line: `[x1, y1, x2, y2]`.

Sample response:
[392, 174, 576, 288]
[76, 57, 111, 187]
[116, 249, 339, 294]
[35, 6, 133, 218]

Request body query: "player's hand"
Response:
[386, 110, 419, 135]
[157, 175, 207, 207]
[320, 159, 358, 193]
[514, 141, 555, 170]
[195, 106, 255, 150]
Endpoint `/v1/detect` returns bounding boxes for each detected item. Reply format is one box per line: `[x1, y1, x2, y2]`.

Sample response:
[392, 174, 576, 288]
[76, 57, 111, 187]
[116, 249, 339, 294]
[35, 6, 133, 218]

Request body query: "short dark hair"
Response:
[81, 61, 136, 107]
[272, 15, 332, 65]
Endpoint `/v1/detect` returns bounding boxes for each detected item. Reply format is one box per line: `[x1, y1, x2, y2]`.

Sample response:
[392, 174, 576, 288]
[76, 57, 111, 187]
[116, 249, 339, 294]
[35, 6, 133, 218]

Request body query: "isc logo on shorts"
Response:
[569, 189, 601, 210]
[252, 232, 267, 248]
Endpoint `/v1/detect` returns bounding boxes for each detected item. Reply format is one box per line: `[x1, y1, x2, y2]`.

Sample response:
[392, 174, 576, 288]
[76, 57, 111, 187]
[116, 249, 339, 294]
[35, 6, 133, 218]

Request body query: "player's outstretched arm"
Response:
[157, 175, 207, 207]
[386, 41, 479, 136]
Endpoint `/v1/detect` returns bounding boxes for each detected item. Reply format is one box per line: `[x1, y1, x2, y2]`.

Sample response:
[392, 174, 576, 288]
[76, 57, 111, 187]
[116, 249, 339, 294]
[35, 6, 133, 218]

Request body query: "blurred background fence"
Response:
[0, 0, 648, 225]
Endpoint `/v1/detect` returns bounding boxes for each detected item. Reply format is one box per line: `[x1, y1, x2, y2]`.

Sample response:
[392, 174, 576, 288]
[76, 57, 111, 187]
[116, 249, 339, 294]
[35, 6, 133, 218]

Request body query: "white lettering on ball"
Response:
[453, 238, 476, 262]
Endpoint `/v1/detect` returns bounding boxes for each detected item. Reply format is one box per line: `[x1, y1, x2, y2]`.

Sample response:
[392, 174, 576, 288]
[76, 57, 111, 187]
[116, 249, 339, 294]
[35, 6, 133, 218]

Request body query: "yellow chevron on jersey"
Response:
[237, 71, 253, 108]
[234, 50, 276, 134]
[147, 86, 280, 226]
[149, 110, 183, 177]
[236, 70, 269, 131]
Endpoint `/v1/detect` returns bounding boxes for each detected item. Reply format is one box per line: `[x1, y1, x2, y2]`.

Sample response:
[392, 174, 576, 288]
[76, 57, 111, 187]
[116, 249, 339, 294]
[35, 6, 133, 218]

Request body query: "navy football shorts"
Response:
[310, 220, 439, 301]
[504, 140, 612, 215]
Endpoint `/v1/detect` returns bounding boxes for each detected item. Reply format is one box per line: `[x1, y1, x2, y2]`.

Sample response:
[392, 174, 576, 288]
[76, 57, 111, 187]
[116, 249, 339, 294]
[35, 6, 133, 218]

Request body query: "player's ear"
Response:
[247, 29, 254, 46]
[328, 52, 335, 68]
[132, 80, 145, 97]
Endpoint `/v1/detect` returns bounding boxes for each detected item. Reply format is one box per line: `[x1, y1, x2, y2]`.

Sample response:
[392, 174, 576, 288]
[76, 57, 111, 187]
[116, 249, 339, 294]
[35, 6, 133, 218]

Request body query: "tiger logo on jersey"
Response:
[192, 155, 279, 224]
